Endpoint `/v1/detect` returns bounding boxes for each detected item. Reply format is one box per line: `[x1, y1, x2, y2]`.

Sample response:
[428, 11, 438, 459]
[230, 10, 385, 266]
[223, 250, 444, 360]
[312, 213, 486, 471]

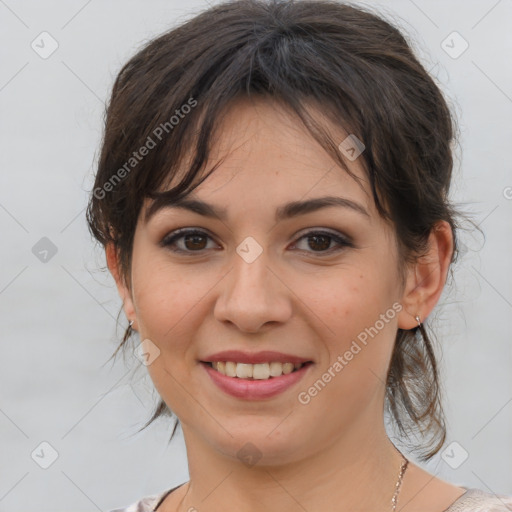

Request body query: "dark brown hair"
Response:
[87, 0, 469, 461]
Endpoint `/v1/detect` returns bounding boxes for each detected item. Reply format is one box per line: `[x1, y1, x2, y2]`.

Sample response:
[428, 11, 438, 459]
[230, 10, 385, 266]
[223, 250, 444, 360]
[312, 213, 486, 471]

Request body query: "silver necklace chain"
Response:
[391, 455, 409, 512]
[175, 453, 409, 512]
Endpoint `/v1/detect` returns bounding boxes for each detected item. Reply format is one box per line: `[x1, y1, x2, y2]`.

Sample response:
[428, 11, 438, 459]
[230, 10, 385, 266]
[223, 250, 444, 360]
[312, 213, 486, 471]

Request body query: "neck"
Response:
[176, 404, 406, 512]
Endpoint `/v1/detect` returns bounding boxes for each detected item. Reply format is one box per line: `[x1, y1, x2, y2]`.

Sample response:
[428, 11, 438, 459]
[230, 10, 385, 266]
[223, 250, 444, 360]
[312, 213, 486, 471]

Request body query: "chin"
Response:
[207, 424, 308, 466]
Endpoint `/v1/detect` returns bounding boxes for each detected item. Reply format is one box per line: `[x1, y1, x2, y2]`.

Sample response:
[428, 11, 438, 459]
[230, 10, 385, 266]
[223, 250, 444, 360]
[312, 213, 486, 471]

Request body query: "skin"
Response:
[107, 96, 466, 512]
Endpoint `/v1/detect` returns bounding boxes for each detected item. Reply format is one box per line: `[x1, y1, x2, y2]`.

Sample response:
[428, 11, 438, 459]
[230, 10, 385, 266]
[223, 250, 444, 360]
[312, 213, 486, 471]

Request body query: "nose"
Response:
[213, 248, 293, 333]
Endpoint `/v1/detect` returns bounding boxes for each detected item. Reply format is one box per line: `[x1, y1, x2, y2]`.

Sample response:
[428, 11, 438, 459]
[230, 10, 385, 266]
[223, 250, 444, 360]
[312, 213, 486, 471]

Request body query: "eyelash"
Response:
[160, 228, 354, 255]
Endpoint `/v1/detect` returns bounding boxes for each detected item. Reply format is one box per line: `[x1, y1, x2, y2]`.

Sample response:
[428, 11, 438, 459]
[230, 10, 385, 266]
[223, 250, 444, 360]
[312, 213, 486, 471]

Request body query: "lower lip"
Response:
[200, 362, 313, 400]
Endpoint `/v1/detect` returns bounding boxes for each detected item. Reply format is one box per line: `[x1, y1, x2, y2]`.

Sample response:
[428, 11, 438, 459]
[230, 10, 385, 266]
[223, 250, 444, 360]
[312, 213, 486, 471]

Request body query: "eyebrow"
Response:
[146, 195, 370, 223]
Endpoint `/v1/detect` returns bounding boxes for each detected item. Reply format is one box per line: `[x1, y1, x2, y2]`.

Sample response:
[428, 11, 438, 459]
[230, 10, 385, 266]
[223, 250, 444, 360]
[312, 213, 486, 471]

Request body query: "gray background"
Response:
[0, 0, 511, 511]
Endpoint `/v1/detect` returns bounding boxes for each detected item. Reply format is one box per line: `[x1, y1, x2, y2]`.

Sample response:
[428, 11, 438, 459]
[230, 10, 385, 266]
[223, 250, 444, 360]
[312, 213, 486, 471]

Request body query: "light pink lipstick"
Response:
[199, 350, 314, 400]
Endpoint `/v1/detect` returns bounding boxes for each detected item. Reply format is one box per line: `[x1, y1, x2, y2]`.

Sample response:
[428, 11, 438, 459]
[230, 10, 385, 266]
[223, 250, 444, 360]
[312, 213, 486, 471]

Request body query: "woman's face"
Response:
[115, 97, 417, 464]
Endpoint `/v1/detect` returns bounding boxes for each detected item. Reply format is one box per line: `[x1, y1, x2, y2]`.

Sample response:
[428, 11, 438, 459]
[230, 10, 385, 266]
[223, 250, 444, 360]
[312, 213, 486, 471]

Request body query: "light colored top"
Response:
[109, 485, 512, 512]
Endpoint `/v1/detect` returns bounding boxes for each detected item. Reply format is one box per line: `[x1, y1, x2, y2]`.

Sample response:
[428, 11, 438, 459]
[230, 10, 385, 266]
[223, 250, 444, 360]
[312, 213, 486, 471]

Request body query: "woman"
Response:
[86, 1, 512, 511]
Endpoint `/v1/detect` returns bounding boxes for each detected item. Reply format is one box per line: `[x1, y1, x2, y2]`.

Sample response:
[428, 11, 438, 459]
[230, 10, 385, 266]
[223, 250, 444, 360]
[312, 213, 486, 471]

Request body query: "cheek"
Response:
[294, 276, 397, 429]
[130, 253, 202, 346]
[297, 269, 398, 378]
[302, 271, 393, 331]
[131, 258, 209, 414]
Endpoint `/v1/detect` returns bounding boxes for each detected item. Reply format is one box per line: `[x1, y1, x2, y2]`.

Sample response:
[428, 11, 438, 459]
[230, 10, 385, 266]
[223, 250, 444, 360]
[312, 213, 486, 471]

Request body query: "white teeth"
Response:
[269, 362, 281, 377]
[282, 362, 295, 375]
[253, 363, 270, 380]
[225, 361, 237, 377]
[236, 363, 253, 379]
[210, 361, 305, 379]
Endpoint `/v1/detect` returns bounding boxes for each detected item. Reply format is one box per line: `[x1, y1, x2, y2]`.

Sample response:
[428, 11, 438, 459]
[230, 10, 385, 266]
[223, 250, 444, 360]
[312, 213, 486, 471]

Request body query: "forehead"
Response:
[207, 95, 368, 182]
[143, 96, 375, 223]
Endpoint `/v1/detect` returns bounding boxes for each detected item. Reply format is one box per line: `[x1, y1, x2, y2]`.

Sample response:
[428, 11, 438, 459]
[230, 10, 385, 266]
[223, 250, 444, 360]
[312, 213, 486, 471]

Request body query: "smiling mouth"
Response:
[201, 361, 314, 380]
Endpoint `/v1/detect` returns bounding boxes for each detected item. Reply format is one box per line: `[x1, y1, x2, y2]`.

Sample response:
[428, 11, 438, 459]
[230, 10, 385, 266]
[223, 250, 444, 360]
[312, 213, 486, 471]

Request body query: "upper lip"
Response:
[200, 350, 313, 365]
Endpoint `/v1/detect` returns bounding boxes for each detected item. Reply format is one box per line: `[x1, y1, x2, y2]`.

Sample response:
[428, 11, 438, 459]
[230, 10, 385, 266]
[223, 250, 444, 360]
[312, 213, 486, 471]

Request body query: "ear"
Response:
[106, 242, 137, 330]
[397, 220, 454, 330]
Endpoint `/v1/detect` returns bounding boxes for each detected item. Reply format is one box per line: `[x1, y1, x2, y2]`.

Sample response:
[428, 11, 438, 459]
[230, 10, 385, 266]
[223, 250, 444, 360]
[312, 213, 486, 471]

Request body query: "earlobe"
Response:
[397, 221, 453, 330]
[105, 243, 137, 329]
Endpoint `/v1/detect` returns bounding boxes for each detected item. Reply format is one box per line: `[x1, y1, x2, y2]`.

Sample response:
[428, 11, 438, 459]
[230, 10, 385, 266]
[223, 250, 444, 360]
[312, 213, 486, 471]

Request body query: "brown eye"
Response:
[306, 234, 331, 251]
[160, 229, 217, 253]
[160, 228, 353, 256]
[182, 233, 208, 250]
[293, 230, 353, 254]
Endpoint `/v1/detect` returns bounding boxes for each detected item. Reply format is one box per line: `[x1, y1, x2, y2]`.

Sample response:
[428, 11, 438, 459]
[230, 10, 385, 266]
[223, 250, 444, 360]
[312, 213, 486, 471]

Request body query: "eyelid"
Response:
[290, 229, 354, 252]
[293, 227, 350, 241]
[159, 227, 220, 249]
[160, 227, 354, 254]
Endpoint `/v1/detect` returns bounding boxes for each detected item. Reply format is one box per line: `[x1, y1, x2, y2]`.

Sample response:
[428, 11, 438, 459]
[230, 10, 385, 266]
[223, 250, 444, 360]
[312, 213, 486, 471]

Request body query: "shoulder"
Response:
[446, 488, 512, 512]
[108, 489, 170, 512]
